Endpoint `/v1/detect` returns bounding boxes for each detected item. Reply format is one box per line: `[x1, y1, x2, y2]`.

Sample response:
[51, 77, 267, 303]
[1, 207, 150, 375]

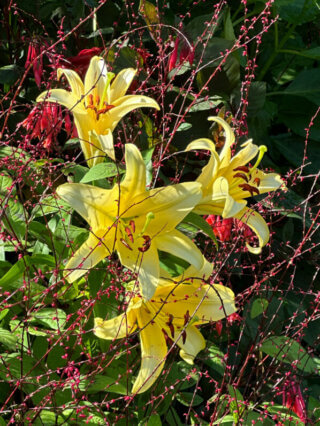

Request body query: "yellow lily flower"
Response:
[57, 143, 206, 299]
[94, 261, 236, 394]
[186, 116, 284, 253]
[37, 56, 160, 167]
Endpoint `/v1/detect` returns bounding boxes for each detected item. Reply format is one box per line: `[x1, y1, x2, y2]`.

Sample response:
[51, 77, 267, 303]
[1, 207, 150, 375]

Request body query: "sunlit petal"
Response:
[120, 144, 146, 198]
[94, 311, 137, 340]
[234, 207, 270, 254]
[56, 183, 117, 228]
[185, 138, 220, 191]
[176, 325, 206, 365]
[64, 232, 110, 282]
[84, 56, 108, 104]
[208, 116, 235, 167]
[157, 229, 205, 271]
[109, 68, 136, 103]
[132, 308, 167, 394]
[157, 283, 236, 324]
[57, 68, 84, 99]
[105, 95, 160, 131]
[36, 89, 85, 114]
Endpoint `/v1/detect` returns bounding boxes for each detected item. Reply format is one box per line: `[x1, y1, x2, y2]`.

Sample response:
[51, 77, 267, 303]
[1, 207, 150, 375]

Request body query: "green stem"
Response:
[257, 23, 297, 81]
[277, 48, 318, 59]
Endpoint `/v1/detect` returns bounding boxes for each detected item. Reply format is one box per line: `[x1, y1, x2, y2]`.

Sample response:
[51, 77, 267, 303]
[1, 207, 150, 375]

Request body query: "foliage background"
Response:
[0, 0, 320, 424]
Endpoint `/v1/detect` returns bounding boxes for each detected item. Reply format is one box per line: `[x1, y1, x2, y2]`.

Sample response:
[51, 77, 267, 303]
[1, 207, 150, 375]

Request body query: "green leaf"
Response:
[0, 328, 18, 350]
[204, 344, 225, 376]
[260, 336, 318, 374]
[80, 162, 124, 183]
[0, 309, 9, 322]
[227, 385, 245, 422]
[30, 308, 67, 330]
[177, 123, 192, 132]
[210, 415, 234, 425]
[189, 96, 222, 112]
[141, 147, 154, 186]
[0, 254, 56, 290]
[158, 251, 189, 277]
[139, 0, 160, 38]
[78, 374, 127, 394]
[139, 414, 162, 426]
[247, 82, 266, 116]
[0, 65, 21, 85]
[251, 298, 269, 318]
[176, 392, 203, 407]
[284, 69, 320, 106]
[274, 0, 319, 24]
[182, 212, 218, 248]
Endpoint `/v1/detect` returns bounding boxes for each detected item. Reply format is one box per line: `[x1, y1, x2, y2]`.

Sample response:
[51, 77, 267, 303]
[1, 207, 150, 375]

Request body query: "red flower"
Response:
[282, 379, 307, 423]
[168, 37, 194, 72]
[58, 47, 103, 77]
[207, 215, 233, 242]
[25, 43, 44, 88]
[20, 103, 72, 150]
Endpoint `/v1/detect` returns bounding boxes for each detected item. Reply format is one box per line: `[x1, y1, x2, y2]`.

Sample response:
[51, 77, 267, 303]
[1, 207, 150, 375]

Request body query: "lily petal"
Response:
[132, 308, 167, 394]
[176, 325, 206, 365]
[88, 129, 115, 164]
[56, 183, 117, 228]
[156, 229, 205, 271]
[251, 169, 284, 195]
[228, 140, 259, 172]
[36, 89, 85, 114]
[109, 68, 137, 103]
[208, 116, 235, 167]
[64, 231, 110, 282]
[185, 138, 220, 191]
[117, 244, 160, 301]
[84, 56, 108, 105]
[120, 144, 146, 198]
[157, 283, 236, 324]
[212, 177, 246, 218]
[94, 311, 137, 340]
[104, 95, 160, 131]
[130, 182, 202, 235]
[57, 68, 84, 100]
[234, 207, 270, 254]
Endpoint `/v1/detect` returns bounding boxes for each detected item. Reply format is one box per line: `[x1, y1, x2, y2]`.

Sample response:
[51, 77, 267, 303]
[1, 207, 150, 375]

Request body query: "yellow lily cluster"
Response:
[36, 56, 284, 394]
[37, 56, 159, 167]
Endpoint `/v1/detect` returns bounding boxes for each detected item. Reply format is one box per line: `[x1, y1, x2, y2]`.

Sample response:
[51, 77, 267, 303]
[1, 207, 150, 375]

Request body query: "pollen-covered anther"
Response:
[125, 226, 134, 243]
[239, 183, 260, 196]
[253, 177, 261, 186]
[129, 220, 135, 234]
[233, 172, 249, 182]
[120, 238, 132, 251]
[138, 235, 151, 253]
[181, 330, 187, 344]
[184, 310, 190, 326]
[96, 104, 115, 119]
[166, 314, 175, 338]
[233, 165, 250, 173]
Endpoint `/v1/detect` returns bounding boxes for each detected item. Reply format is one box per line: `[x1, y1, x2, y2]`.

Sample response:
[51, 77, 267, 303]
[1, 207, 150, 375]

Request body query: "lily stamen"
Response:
[239, 183, 260, 196]
[138, 235, 151, 252]
[120, 238, 132, 251]
[233, 172, 249, 182]
[233, 165, 250, 173]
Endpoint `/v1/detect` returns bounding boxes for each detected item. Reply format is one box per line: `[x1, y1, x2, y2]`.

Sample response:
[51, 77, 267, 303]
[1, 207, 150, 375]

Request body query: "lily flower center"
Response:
[116, 212, 155, 253]
[232, 145, 267, 197]
[85, 72, 116, 121]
